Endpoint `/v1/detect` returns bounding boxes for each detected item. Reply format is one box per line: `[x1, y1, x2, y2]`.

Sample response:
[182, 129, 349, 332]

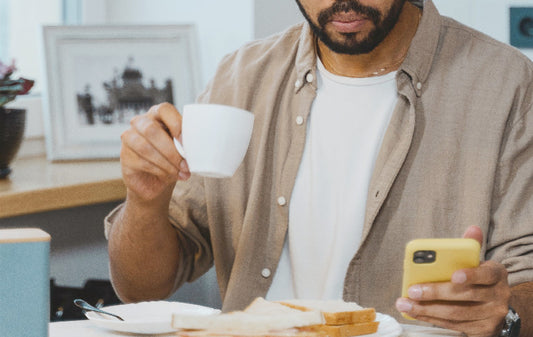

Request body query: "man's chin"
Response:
[317, 28, 378, 54]
[319, 37, 378, 55]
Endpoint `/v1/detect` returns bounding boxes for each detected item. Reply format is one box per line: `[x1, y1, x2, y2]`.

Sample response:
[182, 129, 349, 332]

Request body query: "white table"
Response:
[50, 320, 463, 337]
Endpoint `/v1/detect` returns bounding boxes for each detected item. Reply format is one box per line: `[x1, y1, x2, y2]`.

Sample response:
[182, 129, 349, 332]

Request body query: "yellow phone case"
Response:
[401, 238, 480, 319]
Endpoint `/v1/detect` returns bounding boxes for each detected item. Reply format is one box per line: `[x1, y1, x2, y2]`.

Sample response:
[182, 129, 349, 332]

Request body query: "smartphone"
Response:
[401, 238, 481, 319]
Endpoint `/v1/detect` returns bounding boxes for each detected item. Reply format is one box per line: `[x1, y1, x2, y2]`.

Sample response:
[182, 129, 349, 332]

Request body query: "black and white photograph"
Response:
[76, 55, 174, 127]
[42, 25, 200, 161]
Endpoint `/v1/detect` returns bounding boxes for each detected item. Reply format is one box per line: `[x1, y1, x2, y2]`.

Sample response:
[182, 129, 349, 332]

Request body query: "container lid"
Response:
[0, 228, 51, 243]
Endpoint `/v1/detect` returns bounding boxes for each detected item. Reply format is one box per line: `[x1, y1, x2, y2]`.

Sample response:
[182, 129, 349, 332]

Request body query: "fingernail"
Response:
[452, 271, 467, 284]
[396, 298, 413, 312]
[178, 171, 189, 180]
[408, 285, 423, 299]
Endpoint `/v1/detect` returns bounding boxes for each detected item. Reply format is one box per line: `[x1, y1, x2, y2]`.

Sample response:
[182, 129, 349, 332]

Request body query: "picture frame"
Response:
[42, 25, 201, 161]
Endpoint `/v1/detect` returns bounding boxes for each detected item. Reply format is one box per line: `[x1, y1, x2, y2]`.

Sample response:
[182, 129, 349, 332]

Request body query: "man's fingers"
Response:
[148, 102, 183, 139]
[129, 112, 183, 171]
[455, 260, 508, 286]
[405, 263, 509, 302]
[121, 134, 179, 181]
[398, 298, 488, 321]
[396, 297, 508, 337]
[407, 283, 496, 302]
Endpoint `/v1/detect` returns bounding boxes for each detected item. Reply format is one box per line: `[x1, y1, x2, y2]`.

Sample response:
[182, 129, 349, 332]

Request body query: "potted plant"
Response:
[0, 59, 34, 178]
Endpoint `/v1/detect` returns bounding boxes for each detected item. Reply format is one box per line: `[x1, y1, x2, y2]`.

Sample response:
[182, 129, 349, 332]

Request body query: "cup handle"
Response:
[173, 137, 186, 158]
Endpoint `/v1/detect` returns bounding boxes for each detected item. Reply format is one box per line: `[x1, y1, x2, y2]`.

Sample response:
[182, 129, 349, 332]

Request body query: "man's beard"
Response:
[295, 0, 406, 55]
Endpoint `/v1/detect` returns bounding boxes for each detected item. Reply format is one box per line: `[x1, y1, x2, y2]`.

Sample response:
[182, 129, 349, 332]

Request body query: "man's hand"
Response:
[396, 226, 510, 337]
[109, 102, 192, 302]
[120, 102, 191, 203]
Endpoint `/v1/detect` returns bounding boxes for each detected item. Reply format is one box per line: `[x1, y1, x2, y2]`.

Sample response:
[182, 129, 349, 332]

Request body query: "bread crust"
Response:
[278, 302, 376, 325]
[316, 321, 379, 337]
[276, 300, 379, 336]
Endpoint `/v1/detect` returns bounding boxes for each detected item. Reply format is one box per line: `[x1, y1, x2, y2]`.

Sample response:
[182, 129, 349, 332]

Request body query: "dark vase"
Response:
[0, 107, 26, 178]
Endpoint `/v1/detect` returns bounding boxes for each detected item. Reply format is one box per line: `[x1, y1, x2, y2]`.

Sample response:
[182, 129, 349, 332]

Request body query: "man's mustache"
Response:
[317, 0, 382, 27]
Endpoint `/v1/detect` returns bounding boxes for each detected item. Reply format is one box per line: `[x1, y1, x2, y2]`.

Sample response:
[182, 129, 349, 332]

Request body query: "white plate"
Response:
[85, 303, 399, 336]
[85, 301, 220, 334]
[364, 313, 403, 337]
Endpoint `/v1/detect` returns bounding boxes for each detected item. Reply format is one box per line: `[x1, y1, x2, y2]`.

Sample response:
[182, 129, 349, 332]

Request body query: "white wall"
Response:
[6, 0, 62, 94]
[96, 0, 255, 88]
[254, 0, 303, 39]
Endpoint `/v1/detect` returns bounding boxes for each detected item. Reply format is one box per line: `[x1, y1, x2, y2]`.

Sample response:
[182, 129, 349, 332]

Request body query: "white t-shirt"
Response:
[266, 59, 398, 300]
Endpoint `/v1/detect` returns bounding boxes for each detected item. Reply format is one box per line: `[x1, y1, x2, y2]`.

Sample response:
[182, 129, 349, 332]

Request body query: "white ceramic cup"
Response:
[174, 104, 254, 178]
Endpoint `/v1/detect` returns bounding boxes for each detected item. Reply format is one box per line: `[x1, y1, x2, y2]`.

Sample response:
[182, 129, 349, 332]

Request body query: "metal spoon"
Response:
[74, 298, 125, 321]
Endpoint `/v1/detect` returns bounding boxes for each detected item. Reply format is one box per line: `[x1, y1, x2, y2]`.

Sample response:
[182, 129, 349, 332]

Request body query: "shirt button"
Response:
[261, 268, 271, 278]
[295, 116, 304, 125]
[416, 82, 422, 90]
[277, 196, 287, 206]
[306, 73, 314, 83]
[294, 79, 302, 88]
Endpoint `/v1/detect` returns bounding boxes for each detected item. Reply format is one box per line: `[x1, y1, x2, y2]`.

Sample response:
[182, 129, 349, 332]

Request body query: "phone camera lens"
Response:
[413, 250, 437, 263]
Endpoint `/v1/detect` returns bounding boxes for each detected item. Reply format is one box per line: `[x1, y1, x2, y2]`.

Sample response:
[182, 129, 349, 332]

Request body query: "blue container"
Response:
[0, 228, 50, 337]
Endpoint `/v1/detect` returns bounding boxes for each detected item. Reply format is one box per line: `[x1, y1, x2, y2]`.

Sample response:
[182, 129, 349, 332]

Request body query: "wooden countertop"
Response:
[0, 156, 126, 218]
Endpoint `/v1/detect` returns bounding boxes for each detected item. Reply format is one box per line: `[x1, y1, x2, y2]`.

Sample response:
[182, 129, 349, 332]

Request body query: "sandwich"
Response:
[277, 299, 379, 337]
[173, 297, 325, 336]
[172, 298, 378, 337]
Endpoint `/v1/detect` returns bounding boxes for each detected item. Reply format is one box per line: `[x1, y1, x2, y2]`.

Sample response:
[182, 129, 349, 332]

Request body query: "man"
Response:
[106, 1, 533, 336]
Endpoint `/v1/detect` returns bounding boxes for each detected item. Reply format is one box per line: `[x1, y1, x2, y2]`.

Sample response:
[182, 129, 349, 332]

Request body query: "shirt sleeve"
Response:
[102, 174, 214, 293]
[103, 202, 123, 240]
[167, 174, 214, 292]
[487, 80, 533, 286]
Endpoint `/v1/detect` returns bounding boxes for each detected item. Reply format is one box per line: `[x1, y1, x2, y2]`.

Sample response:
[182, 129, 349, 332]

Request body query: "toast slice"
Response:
[173, 310, 324, 333]
[316, 321, 380, 337]
[277, 299, 376, 326]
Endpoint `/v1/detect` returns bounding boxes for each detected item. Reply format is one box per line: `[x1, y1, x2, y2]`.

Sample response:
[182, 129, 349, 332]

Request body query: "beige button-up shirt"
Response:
[106, 0, 533, 321]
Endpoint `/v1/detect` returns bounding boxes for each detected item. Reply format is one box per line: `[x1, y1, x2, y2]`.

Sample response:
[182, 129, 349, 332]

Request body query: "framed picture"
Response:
[42, 25, 201, 161]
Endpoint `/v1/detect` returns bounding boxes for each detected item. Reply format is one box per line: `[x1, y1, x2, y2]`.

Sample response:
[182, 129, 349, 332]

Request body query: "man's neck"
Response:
[317, 1, 421, 78]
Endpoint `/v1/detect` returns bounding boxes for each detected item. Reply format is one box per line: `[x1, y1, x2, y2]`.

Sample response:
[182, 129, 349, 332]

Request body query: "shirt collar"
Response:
[293, 0, 442, 93]
[400, 0, 442, 88]
[294, 21, 318, 92]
